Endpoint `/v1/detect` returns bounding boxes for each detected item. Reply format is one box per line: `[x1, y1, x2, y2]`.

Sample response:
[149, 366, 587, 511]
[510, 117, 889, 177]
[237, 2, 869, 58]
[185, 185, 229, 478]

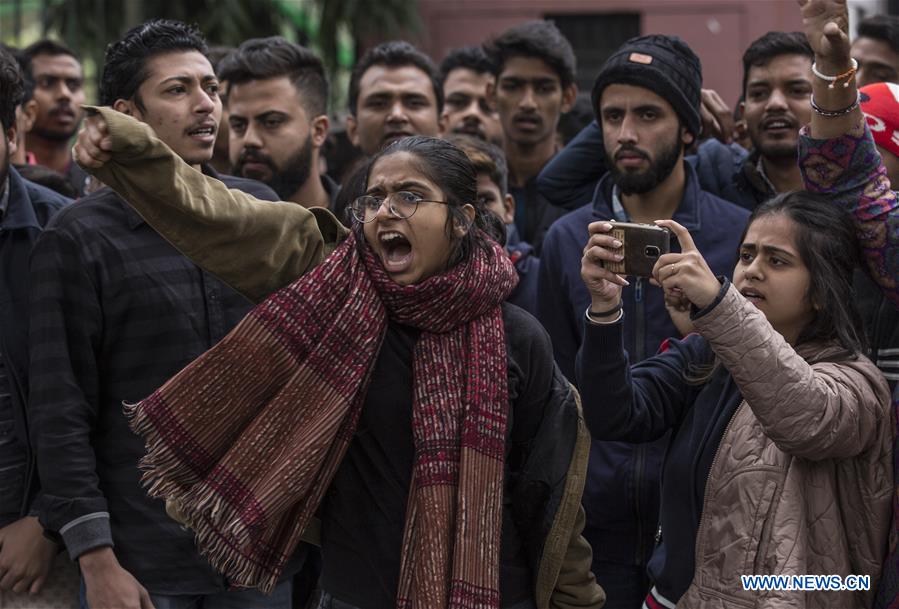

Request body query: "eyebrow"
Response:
[747, 78, 811, 88]
[159, 74, 218, 86]
[366, 180, 433, 194]
[499, 76, 558, 86]
[253, 110, 289, 121]
[740, 243, 797, 259]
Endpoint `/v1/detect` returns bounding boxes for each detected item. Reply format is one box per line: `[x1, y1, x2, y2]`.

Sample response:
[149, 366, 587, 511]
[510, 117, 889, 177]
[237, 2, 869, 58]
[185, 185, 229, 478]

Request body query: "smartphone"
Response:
[601, 222, 671, 278]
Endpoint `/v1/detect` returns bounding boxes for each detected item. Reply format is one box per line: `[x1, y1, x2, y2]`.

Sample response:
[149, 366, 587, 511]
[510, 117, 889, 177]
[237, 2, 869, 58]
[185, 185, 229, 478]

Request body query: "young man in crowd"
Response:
[709, 31, 813, 205]
[28, 20, 291, 609]
[537, 35, 749, 609]
[438, 46, 504, 147]
[448, 134, 539, 316]
[853, 14, 899, 87]
[19, 40, 88, 196]
[536, 31, 813, 212]
[484, 20, 577, 253]
[0, 46, 78, 609]
[220, 36, 336, 209]
[345, 41, 442, 157]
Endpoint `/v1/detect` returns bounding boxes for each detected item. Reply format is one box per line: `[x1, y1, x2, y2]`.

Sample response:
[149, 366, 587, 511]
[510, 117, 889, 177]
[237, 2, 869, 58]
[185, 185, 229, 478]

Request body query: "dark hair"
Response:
[747, 191, 866, 355]
[218, 37, 329, 118]
[445, 133, 508, 196]
[858, 15, 899, 55]
[21, 39, 79, 67]
[332, 159, 370, 227]
[0, 47, 24, 131]
[205, 45, 234, 76]
[100, 19, 208, 107]
[741, 31, 813, 96]
[358, 135, 503, 266]
[348, 41, 442, 116]
[688, 191, 865, 385]
[438, 46, 495, 88]
[483, 20, 577, 88]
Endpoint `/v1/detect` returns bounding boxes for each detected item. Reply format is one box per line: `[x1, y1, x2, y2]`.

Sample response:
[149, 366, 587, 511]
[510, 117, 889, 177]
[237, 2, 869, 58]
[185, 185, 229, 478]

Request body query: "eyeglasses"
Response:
[351, 191, 449, 223]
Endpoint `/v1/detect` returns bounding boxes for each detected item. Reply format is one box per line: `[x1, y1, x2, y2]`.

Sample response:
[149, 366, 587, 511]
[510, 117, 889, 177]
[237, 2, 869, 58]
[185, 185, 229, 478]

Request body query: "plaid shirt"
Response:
[29, 173, 279, 594]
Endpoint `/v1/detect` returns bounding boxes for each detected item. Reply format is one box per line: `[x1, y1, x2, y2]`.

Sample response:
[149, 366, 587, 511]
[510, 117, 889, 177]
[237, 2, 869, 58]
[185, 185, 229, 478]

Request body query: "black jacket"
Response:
[0, 167, 70, 527]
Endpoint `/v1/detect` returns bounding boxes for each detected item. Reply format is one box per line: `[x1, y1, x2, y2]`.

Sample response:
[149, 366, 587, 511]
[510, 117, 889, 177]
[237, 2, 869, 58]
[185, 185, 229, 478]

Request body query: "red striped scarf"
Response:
[126, 231, 518, 607]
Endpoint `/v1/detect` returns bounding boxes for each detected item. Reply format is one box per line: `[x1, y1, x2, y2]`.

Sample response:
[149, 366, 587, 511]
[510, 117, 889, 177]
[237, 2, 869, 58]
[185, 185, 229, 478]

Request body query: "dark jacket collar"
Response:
[2, 167, 43, 231]
[591, 160, 705, 231]
[738, 150, 777, 199]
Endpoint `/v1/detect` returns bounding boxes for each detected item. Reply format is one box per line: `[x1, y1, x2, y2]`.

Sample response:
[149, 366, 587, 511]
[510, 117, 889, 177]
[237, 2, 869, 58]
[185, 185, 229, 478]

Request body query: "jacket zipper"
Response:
[634, 277, 648, 564]
[694, 402, 745, 574]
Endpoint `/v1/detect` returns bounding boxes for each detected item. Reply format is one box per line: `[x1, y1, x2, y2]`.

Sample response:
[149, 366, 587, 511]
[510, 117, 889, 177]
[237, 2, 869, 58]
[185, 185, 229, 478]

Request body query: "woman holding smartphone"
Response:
[577, 194, 893, 609]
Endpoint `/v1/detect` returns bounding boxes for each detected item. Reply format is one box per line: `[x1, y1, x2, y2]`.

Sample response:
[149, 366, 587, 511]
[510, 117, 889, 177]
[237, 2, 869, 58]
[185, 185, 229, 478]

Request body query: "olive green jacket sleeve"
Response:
[82, 106, 349, 303]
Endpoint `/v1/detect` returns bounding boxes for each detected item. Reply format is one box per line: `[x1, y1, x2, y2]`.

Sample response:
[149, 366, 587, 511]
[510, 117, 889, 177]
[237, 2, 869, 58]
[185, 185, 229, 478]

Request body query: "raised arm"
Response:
[75, 107, 348, 302]
[694, 283, 890, 459]
[798, 0, 899, 304]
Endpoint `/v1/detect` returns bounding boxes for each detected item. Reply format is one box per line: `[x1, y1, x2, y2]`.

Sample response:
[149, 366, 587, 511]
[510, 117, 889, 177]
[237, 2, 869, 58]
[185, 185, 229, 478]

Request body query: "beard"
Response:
[235, 135, 314, 200]
[604, 131, 683, 196]
[753, 136, 798, 162]
[30, 123, 78, 142]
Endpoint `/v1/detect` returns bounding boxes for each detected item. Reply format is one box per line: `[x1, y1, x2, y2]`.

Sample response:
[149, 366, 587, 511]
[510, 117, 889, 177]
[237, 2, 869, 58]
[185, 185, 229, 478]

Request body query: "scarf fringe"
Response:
[124, 399, 284, 593]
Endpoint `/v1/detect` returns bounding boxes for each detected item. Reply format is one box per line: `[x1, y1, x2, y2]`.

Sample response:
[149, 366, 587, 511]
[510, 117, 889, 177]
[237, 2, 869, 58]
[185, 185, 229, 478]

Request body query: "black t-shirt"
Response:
[320, 305, 548, 608]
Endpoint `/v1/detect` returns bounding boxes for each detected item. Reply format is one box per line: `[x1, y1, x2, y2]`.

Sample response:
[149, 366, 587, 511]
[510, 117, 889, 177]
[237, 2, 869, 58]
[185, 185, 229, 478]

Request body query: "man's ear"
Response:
[438, 110, 449, 136]
[345, 114, 359, 147]
[502, 193, 515, 225]
[5, 125, 18, 157]
[560, 83, 578, 114]
[455, 203, 476, 236]
[311, 114, 330, 148]
[21, 100, 38, 132]
[113, 98, 137, 118]
[681, 126, 695, 147]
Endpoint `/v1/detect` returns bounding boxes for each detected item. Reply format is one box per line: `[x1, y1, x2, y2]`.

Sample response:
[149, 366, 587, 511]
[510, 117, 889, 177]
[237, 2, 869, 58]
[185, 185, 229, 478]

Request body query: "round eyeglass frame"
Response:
[351, 191, 449, 223]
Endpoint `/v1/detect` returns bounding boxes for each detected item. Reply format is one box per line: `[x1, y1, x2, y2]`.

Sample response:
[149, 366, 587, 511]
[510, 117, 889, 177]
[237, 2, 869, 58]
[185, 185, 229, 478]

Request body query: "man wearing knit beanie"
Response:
[537, 34, 749, 609]
[538, 31, 817, 213]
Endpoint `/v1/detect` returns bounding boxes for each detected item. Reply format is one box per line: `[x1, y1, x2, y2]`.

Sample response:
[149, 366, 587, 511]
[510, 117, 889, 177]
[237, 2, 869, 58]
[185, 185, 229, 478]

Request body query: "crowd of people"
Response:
[1, 0, 899, 607]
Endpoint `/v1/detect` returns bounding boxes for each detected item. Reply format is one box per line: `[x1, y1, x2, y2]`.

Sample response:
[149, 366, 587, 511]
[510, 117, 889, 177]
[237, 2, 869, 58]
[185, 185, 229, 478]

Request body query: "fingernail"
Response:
[623, 279, 630, 286]
[615, 254, 624, 260]
[612, 240, 622, 248]
[603, 223, 613, 230]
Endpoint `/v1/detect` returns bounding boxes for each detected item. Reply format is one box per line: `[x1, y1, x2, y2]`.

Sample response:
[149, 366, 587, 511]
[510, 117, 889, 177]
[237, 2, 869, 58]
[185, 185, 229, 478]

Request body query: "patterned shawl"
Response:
[126, 231, 518, 607]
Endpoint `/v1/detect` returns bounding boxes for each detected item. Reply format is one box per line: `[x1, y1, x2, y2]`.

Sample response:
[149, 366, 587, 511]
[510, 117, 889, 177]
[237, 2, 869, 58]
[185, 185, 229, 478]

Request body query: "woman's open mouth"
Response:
[378, 231, 413, 274]
[740, 287, 765, 305]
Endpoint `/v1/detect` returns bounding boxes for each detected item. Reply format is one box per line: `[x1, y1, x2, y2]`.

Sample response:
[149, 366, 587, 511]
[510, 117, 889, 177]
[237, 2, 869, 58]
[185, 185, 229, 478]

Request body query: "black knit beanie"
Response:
[591, 34, 703, 137]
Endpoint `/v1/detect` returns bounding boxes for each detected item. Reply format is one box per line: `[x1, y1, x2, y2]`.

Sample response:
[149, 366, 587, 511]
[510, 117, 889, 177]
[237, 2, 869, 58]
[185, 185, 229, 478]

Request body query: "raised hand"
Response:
[73, 111, 114, 169]
[581, 221, 629, 314]
[700, 88, 734, 144]
[651, 220, 721, 310]
[797, 0, 851, 71]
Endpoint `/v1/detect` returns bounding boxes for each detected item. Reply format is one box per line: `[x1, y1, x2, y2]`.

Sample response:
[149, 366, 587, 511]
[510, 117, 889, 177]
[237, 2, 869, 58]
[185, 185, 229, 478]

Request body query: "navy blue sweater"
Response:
[537, 163, 749, 570]
[576, 285, 743, 602]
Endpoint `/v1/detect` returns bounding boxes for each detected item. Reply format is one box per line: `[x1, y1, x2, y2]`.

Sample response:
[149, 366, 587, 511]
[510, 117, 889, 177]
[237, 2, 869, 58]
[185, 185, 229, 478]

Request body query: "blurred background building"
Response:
[0, 0, 892, 108]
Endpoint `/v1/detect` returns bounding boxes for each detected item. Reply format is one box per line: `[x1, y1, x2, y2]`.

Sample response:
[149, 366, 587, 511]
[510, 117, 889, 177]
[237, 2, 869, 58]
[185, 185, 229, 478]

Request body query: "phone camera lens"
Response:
[645, 246, 660, 258]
